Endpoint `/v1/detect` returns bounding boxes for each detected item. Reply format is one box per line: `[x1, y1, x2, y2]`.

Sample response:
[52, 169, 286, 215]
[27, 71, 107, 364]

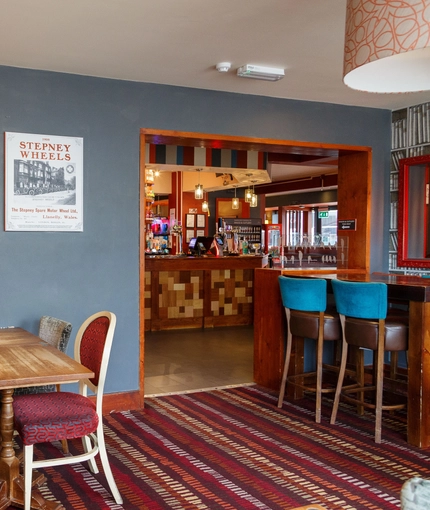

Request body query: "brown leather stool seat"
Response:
[290, 308, 340, 341]
[344, 317, 408, 352]
[386, 307, 409, 380]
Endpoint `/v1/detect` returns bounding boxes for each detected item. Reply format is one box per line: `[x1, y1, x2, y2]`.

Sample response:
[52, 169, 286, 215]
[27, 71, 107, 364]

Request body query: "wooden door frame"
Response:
[139, 128, 372, 405]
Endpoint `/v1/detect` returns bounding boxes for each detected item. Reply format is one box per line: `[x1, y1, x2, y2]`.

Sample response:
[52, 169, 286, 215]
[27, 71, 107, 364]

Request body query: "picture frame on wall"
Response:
[4, 132, 84, 232]
[186, 214, 195, 228]
[197, 214, 205, 228]
[196, 229, 205, 237]
[186, 229, 194, 242]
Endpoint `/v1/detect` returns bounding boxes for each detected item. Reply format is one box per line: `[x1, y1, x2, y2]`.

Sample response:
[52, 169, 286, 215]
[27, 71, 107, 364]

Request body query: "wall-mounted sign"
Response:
[338, 219, 357, 231]
[318, 211, 329, 218]
[4, 132, 83, 232]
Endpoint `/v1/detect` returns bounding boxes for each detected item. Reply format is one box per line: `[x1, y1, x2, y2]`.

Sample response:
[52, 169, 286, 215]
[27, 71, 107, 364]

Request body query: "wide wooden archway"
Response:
[138, 128, 372, 405]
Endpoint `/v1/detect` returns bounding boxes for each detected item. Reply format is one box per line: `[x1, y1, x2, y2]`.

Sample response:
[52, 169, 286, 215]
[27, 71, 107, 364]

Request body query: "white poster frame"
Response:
[4, 132, 83, 232]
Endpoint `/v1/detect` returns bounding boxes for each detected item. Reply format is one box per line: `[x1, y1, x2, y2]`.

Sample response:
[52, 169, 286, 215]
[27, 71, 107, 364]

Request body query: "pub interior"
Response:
[3, 1, 430, 508]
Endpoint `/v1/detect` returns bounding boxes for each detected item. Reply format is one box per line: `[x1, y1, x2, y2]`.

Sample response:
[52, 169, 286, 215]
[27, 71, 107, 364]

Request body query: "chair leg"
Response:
[331, 315, 348, 425]
[24, 444, 34, 510]
[56, 384, 69, 453]
[356, 347, 365, 416]
[278, 309, 292, 408]
[390, 351, 399, 379]
[374, 324, 385, 444]
[82, 435, 99, 474]
[61, 439, 69, 454]
[315, 312, 325, 423]
[97, 422, 123, 505]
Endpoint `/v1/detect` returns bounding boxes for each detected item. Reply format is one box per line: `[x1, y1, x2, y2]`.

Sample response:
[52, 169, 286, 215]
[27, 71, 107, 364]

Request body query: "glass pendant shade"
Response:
[202, 200, 208, 212]
[250, 193, 258, 208]
[232, 187, 239, 209]
[195, 183, 203, 200]
[344, 0, 430, 93]
[244, 187, 253, 203]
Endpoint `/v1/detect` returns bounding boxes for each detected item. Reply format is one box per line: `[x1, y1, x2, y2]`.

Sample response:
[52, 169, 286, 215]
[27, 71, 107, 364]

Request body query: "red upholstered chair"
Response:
[13, 311, 123, 509]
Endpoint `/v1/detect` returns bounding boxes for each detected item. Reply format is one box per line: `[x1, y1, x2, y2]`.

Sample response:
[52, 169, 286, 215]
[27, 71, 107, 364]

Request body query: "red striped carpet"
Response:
[28, 384, 430, 509]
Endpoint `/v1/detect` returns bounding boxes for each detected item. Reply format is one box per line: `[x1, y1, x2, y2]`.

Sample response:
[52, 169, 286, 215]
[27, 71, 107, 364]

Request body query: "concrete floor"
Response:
[144, 326, 254, 396]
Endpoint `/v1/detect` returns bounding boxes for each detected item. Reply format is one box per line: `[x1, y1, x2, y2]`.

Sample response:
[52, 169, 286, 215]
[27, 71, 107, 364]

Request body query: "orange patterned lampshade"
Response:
[344, 0, 430, 93]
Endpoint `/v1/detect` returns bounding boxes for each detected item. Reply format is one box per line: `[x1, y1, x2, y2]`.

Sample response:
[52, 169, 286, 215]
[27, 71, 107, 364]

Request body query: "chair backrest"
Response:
[74, 311, 116, 414]
[331, 279, 387, 320]
[14, 316, 73, 396]
[39, 316, 73, 353]
[278, 276, 327, 312]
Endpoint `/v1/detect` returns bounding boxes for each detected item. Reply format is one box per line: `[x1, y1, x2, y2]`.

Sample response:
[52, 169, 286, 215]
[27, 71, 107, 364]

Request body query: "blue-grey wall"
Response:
[0, 66, 391, 394]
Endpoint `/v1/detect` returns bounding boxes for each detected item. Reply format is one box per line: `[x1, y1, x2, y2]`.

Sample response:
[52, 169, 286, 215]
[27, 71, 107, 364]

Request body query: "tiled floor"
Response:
[144, 326, 254, 396]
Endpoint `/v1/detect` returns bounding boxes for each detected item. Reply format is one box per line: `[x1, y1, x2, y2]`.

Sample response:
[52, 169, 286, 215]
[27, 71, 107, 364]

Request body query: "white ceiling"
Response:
[2, 0, 430, 111]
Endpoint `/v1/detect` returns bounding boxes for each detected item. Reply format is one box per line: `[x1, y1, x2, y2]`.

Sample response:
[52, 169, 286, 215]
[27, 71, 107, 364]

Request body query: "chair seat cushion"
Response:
[290, 308, 340, 341]
[13, 392, 98, 446]
[344, 317, 408, 351]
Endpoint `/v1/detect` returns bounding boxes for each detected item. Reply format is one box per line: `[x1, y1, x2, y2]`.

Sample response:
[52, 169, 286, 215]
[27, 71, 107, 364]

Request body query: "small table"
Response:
[0, 327, 94, 509]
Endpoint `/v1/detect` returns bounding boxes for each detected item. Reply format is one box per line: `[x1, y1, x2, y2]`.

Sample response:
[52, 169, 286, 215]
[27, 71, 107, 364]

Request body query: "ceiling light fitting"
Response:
[195, 169, 203, 200]
[244, 187, 253, 203]
[244, 173, 253, 202]
[232, 186, 239, 210]
[250, 180, 258, 208]
[343, 0, 430, 93]
[237, 64, 285, 81]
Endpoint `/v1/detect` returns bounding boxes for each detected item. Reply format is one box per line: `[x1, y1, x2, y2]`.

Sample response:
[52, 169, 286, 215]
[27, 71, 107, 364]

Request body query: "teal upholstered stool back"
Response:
[278, 276, 327, 312]
[331, 279, 387, 320]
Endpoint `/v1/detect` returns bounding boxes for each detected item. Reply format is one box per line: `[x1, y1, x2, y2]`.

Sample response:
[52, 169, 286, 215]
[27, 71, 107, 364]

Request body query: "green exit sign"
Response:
[318, 211, 329, 218]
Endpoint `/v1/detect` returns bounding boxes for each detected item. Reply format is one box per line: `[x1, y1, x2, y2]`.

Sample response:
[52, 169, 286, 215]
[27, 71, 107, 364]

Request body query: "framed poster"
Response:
[186, 214, 195, 228]
[4, 132, 84, 231]
[197, 214, 205, 228]
[196, 229, 205, 237]
[186, 229, 194, 242]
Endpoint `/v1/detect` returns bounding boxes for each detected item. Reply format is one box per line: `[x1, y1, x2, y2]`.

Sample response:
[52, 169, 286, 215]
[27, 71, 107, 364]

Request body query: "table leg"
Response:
[0, 389, 63, 509]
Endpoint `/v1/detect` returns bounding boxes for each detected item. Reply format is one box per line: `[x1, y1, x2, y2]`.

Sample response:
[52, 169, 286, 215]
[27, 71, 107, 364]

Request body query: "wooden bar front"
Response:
[145, 255, 267, 331]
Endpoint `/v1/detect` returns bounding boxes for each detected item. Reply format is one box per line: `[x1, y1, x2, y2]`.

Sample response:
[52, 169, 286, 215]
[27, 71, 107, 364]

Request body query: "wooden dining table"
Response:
[254, 269, 430, 449]
[0, 327, 94, 509]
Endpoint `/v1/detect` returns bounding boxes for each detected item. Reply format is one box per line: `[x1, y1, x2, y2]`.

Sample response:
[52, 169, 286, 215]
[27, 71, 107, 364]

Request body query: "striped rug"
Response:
[30, 385, 430, 509]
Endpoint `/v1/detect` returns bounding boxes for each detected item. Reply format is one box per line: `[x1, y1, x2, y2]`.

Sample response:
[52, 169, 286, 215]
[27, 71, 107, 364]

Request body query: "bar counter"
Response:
[254, 268, 430, 448]
[144, 254, 268, 331]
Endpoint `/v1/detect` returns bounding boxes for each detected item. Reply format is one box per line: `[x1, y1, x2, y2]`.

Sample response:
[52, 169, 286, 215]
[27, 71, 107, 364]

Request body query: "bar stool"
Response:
[330, 279, 408, 443]
[277, 276, 341, 423]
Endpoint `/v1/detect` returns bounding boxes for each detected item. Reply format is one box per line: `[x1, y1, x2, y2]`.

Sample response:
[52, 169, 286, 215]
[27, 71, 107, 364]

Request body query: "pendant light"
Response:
[195, 169, 203, 200]
[202, 191, 209, 212]
[232, 186, 239, 210]
[244, 187, 253, 203]
[244, 173, 253, 203]
[250, 180, 258, 208]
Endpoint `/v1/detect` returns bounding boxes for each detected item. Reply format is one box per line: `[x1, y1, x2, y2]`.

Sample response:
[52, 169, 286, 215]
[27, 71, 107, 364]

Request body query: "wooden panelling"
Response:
[145, 256, 267, 331]
[253, 268, 284, 389]
[337, 151, 372, 271]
